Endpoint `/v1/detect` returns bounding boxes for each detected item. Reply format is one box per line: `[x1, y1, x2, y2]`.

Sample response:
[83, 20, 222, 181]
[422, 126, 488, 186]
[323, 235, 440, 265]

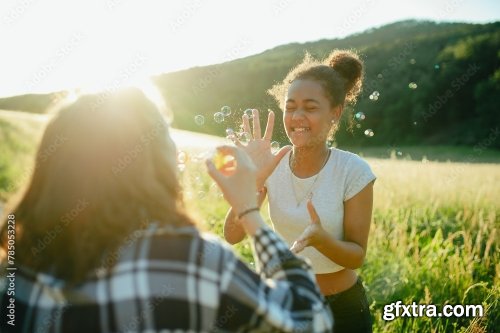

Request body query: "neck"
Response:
[290, 143, 330, 177]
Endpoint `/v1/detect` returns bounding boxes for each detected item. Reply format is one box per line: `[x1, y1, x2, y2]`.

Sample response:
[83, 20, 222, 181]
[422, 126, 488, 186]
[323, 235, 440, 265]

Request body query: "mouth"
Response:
[291, 127, 310, 133]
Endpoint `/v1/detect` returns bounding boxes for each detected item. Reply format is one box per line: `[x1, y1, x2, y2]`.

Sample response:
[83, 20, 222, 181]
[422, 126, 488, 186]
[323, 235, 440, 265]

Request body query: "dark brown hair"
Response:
[0, 88, 193, 283]
[268, 49, 364, 110]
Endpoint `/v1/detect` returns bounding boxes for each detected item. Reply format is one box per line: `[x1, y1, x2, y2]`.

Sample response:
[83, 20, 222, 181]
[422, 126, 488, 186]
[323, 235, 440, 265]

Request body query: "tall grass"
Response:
[181, 155, 499, 333]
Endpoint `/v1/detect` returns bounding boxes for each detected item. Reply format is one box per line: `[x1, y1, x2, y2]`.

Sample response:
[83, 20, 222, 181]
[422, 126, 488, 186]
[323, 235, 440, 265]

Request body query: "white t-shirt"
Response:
[265, 147, 376, 274]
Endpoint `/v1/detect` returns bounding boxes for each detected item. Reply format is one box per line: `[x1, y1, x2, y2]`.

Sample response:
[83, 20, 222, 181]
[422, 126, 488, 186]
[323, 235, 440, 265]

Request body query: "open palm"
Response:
[233, 109, 291, 188]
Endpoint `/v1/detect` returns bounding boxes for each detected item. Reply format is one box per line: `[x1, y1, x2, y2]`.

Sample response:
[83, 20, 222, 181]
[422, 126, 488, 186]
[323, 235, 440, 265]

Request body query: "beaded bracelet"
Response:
[237, 207, 260, 220]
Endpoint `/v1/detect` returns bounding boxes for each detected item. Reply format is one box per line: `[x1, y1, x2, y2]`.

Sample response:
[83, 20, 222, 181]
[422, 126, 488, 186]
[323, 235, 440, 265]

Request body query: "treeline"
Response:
[1, 20, 499, 148]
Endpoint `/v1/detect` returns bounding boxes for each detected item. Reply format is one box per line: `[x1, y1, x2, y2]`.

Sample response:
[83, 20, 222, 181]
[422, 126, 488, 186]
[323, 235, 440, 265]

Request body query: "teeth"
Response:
[294, 127, 309, 132]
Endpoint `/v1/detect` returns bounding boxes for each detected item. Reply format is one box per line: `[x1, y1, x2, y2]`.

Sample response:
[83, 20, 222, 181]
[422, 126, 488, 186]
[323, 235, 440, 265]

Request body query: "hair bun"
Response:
[327, 50, 363, 104]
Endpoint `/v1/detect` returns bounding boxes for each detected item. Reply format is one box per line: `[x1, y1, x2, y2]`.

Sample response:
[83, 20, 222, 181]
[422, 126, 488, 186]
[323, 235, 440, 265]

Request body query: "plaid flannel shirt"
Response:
[1, 224, 333, 332]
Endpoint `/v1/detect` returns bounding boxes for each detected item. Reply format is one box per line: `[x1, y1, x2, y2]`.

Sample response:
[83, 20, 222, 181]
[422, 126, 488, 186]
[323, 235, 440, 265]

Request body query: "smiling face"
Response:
[284, 79, 339, 148]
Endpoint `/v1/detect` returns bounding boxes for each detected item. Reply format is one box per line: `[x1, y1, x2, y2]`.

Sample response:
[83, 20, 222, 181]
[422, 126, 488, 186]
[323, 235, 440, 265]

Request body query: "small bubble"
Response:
[409, 82, 418, 89]
[364, 129, 374, 137]
[221, 105, 231, 117]
[413, 121, 418, 125]
[356, 124, 361, 128]
[238, 132, 251, 144]
[177, 151, 188, 164]
[244, 109, 253, 118]
[226, 128, 236, 140]
[373, 91, 380, 97]
[194, 115, 205, 126]
[410, 58, 416, 65]
[372, 95, 379, 101]
[377, 73, 383, 79]
[271, 141, 280, 153]
[213, 112, 224, 123]
[355, 112, 366, 121]
[397, 151, 403, 156]
[434, 64, 440, 70]
[369, 95, 374, 100]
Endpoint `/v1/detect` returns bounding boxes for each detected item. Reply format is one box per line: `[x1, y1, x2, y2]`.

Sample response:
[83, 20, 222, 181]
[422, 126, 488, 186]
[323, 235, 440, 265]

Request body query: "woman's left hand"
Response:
[290, 199, 326, 253]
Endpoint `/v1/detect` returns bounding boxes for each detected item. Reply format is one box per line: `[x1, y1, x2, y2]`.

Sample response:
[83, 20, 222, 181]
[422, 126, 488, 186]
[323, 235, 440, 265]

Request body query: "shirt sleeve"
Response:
[215, 226, 333, 332]
[343, 155, 376, 201]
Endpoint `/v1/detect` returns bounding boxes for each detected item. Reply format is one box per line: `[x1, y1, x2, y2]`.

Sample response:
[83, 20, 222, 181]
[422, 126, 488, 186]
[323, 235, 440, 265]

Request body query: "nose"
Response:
[291, 108, 306, 121]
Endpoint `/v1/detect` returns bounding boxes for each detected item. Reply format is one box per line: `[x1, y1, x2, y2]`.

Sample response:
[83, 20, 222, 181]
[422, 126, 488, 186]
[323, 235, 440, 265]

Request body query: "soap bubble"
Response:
[397, 151, 403, 156]
[221, 105, 231, 117]
[271, 141, 280, 154]
[408, 82, 418, 89]
[194, 115, 205, 126]
[238, 132, 251, 144]
[377, 73, 383, 79]
[373, 91, 380, 97]
[213, 112, 224, 123]
[409, 58, 416, 65]
[364, 129, 374, 137]
[434, 64, 440, 70]
[355, 112, 366, 121]
[225, 128, 236, 140]
[244, 109, 253, 118]
[369, 91, 379, 101]
[356, 124, 362, 128]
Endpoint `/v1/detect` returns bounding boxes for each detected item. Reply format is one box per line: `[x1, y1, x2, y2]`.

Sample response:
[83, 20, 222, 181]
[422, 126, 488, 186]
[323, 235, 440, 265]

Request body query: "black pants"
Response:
[324, 278, 373, 333]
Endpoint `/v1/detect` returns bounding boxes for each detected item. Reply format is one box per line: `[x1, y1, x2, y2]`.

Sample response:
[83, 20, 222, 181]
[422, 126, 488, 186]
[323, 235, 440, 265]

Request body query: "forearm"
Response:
[315, 232, 366, 269]
[223, 207, 246, 244]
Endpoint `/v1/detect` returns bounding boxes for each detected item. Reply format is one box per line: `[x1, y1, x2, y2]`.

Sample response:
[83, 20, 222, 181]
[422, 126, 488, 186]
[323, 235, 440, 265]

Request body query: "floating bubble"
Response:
[177, 151, 188, 164]
[408, 82, 418, 89]
[377, 73, 383, 79]
[397, 151, 403, 156]
[355, 112, 366, 121]
[413, 121, 418, 125]
[194, 115, 205, 126]
[244, 109, 253, 118]
[373, 91, 380, 97]
[221, 105, 231, 117]
[238, 132, 251, 144]
[271, 141, 280, 154]
[225, 128, 236, 140]
[409, 58, 416, 65]
[372, 95, 379, 101]
[434, 64, 440, 70]
[356, 124, 362, 128]
[364, 129, 374, 137]
[213, 112, 224, 123]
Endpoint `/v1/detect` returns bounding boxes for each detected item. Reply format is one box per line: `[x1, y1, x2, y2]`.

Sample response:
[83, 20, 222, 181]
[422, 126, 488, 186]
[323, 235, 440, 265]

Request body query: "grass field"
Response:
[1, 109, 499, 332]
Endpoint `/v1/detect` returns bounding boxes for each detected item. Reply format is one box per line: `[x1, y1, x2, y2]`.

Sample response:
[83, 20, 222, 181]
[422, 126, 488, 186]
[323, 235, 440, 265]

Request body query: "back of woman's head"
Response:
[1, 87, 192, 282]
[269, 49, 364, 109]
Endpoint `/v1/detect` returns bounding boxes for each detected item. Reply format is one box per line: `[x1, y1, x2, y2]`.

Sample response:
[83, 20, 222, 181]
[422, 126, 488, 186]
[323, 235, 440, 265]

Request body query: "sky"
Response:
[1, 0, 499, 98]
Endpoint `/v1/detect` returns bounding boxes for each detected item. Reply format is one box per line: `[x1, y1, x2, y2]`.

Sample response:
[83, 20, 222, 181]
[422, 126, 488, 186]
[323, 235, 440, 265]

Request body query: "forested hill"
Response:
[1, 20, 499, 147]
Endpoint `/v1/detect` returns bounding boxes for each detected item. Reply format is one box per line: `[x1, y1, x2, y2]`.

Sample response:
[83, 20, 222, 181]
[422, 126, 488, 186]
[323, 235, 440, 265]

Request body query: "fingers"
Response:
[205, 159, 225, 187]
[242, 114, 251, 138]
[252, 109, 261, 139]
[263, 110, 275, 141]
[307, 199, 320, 224]
[290, 240, 306, 254]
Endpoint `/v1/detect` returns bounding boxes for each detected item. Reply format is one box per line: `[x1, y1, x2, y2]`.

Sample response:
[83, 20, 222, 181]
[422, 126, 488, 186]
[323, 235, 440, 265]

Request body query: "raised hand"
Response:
[290, 199, 326, 254]
[232, 109, 291, 188]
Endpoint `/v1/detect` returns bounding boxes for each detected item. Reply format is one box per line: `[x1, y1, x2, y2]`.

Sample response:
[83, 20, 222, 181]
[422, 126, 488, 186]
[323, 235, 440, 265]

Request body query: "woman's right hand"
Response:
[233, 109, 291, 188]
[206, 145, 259, 216]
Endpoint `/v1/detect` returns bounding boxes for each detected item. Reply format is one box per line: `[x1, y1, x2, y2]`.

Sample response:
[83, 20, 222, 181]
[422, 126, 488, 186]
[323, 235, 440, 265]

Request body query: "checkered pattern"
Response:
[1, 224, 333, 332]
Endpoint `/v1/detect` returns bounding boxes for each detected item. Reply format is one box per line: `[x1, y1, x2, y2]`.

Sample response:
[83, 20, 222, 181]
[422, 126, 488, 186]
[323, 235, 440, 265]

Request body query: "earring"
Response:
[331, 119, 335, 124]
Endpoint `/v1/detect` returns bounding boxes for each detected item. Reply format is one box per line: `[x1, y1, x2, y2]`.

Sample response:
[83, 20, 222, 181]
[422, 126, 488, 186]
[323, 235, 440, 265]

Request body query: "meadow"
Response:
[0, 109, 498, 332]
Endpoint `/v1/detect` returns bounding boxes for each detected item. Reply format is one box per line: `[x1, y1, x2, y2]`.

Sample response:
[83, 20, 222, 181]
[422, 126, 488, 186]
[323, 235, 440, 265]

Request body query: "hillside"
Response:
[1, 20, 499, 148]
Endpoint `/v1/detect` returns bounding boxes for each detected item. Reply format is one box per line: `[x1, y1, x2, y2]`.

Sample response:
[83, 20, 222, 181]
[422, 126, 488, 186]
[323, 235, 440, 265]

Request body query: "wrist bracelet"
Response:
[237, 207, 260, 220]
